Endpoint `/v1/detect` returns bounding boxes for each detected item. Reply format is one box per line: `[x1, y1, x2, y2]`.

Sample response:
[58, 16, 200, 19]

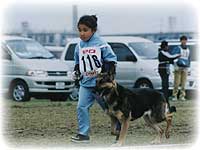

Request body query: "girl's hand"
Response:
[72, 71, 81, 81]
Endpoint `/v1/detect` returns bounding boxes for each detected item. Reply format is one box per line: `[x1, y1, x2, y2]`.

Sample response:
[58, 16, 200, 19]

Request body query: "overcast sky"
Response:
[2, 1, 198, 34]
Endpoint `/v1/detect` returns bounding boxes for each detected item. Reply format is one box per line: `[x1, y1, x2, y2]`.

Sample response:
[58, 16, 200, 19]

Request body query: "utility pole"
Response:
[21, 21, 30, 37]
[168, 16, 176, 33]
[72, 5, 78, 33]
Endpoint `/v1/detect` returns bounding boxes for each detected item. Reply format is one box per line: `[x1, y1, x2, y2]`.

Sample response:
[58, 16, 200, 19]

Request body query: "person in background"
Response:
[170, 35, 190, 101]
[71, 15, 117, 143]
[158, 40, 180, 102]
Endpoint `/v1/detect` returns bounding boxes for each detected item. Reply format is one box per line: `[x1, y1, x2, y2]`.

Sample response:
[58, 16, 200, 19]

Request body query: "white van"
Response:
[61, 36, 163, 88]
[60, 36, 163, 100]
[1, 36, 74, 102]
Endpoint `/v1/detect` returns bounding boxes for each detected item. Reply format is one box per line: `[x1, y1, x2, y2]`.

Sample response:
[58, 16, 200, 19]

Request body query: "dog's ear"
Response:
[108, 61, 116, 75]
[102, 61, 116, 74]
[101, 61, 116, 81]
[109, 73, 115, 81]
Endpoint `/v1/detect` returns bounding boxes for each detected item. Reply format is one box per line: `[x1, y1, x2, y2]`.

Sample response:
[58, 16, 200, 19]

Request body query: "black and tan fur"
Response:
[96, 73, 176, 146]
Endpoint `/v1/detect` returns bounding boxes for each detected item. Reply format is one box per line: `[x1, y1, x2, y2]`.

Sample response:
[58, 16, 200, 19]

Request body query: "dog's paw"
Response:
[111, 142, 122, 147]
[151, 138, 161, 144]
[165, 131, 170, 139]
[111, 131, 120, 136]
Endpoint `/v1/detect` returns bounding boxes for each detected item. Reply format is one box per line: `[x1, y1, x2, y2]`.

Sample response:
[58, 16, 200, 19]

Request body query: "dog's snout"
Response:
[96, 78, 103, 86]
[96, 73, 113, 86]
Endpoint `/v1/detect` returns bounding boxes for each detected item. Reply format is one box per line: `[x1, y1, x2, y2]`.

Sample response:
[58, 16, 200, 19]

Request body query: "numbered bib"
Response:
[79, 46, 102, 77]
[180, 47, 189, 59]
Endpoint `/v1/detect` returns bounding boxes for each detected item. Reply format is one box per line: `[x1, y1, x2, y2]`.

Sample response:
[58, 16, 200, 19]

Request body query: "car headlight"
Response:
[27, 70, 48, 77]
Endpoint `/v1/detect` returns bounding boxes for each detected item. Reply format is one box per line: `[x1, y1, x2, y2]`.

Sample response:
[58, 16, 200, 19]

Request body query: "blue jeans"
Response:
[77, 86, 106, 136]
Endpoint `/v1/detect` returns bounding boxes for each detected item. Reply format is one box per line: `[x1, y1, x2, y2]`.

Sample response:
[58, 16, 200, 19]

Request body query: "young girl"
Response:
[71, 15, 117, 143]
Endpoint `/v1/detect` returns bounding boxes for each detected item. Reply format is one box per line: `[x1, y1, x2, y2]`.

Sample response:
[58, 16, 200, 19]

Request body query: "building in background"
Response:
[4, 29, 196, 46]
[27, 31, 78, 46]
[3, 4, 197, 46]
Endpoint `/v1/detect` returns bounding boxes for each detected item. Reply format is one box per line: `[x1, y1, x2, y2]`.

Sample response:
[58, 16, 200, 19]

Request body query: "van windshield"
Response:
[129, 42, 158, 59]
[6, 40, 54, 59]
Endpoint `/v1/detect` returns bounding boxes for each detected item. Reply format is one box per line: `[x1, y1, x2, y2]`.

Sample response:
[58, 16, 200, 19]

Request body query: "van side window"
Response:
[1, 44, 11, 60]
[109, 43, 137, 61]
[65, 44, 77, 60]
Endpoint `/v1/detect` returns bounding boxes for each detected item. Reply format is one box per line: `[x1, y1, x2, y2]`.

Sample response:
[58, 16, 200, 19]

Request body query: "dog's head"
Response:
[96, 72, 114, 89]
[95, 72, 118, 97]
[97, 61, 116, 88]
[96, 72, 119, 113]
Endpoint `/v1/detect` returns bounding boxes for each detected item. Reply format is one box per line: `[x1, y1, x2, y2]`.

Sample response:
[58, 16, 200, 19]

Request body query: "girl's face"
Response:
[78, 24, 95, 41]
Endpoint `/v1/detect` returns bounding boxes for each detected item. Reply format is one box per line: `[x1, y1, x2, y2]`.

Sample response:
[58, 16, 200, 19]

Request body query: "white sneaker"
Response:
[179, 97, 186, 101]
[171, 96, 177, 101]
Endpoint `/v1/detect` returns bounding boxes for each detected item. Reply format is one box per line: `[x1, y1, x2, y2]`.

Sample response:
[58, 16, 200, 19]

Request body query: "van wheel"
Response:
[135, 79, 153, 88]
[10, 81, 30, 102]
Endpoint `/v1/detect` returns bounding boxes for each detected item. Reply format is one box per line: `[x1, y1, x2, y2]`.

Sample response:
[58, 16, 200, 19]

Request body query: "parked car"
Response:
[45, 46, 64, 59]
[1, 36, 74, 102]
[155, 40, 198, 91]
[61, 36, 164, 101]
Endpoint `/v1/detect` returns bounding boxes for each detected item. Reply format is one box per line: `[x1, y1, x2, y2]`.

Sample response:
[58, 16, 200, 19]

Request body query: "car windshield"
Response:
[6, 40, 55, 59]
[128, 42, 158, 59]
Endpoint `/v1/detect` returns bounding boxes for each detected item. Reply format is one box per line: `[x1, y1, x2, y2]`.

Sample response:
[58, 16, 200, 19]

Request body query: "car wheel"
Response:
[69, 87, 79, 101]
[10, 80, 30, 102]
[135, 79, 153, 88]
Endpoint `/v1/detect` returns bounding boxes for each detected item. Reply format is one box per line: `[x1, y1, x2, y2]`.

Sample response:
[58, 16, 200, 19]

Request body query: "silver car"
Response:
[1, 36, 74, 102]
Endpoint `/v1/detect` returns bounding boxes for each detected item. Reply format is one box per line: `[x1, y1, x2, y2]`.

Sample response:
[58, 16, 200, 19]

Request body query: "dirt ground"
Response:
[2, 98, 198, 149]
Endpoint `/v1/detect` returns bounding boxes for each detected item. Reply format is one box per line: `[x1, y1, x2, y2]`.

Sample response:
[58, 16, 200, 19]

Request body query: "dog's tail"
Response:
[159, 92, 176, 114]
[164, 94, 176, 113]
[167, 98, 176, 113]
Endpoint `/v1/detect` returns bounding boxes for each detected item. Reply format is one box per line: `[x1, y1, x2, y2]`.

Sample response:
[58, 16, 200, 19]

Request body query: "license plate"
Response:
[189, 81, 194, 87]
[56, 82, 65, 89]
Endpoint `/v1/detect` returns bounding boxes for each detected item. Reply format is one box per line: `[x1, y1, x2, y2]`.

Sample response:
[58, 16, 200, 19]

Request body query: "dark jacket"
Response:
[158, 49, 180, 74]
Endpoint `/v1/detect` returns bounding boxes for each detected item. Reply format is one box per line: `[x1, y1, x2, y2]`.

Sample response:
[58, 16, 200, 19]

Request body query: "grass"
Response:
[2, 98, 198, 148]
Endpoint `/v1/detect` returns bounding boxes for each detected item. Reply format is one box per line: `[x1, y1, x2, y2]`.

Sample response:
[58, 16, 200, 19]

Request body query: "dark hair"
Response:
[77, 15, 98, 31]
[180, 35, 187, 41]
[160, 40, 168, 49]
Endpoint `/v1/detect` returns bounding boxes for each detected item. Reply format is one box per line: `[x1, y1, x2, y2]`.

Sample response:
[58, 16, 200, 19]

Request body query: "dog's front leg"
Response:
[110, 115, 119, 136]
[117, 118, 130, 146]
[165, 113, 173, 138]
[112, 111, 131, 146]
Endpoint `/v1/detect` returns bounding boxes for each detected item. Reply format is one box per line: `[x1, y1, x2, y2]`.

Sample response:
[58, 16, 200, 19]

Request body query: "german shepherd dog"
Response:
[96, 73, 176, 146]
